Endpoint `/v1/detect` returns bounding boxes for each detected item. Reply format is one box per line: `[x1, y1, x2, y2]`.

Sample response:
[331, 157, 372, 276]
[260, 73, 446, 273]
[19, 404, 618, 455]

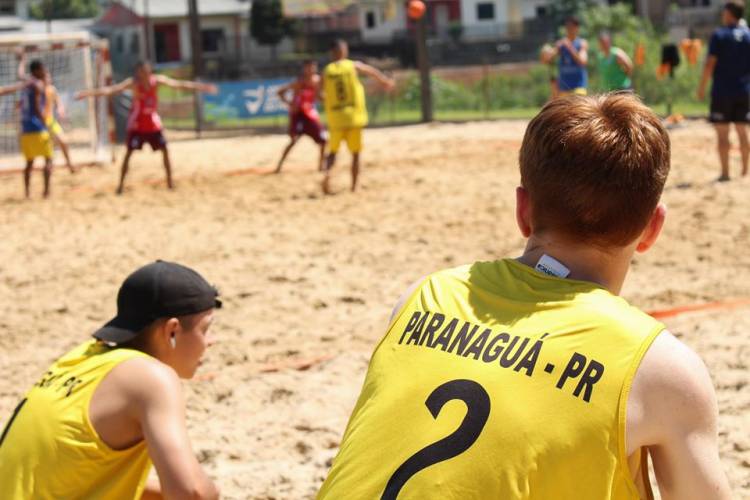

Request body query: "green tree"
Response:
[250, 0, 294, 60]
[29, 0, 99, 19]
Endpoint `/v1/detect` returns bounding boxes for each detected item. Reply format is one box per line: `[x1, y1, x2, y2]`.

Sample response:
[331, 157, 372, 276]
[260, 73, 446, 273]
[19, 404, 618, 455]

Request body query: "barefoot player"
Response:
[697, 1, 750, 181]
[318, 94, 731, 500]
[275, 60, 327, 173]
[321, 40, 394, 194]
[76, 61, 217, 194]
[0, 261, 221, 499]
[19, 60, 54, 199]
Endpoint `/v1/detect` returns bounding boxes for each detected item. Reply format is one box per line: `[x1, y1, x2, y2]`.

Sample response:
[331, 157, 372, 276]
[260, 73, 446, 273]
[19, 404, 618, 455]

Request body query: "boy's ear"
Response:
[636, 203, 666, 253]
[516, 186, 532, 238]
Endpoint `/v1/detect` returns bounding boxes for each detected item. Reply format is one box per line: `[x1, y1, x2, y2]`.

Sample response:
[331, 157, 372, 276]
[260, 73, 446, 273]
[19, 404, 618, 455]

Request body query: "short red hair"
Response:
[519, 93, 670, 247]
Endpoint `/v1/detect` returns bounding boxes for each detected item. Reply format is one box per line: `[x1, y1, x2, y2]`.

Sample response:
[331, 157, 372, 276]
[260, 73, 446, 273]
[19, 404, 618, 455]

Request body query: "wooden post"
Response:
[187, 0, 204, 137]
[415, 14, 433, 122]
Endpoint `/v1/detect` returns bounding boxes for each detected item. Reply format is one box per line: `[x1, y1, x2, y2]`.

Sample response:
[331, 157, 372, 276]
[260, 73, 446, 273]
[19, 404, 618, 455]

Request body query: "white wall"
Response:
[359, 2, 407, 44]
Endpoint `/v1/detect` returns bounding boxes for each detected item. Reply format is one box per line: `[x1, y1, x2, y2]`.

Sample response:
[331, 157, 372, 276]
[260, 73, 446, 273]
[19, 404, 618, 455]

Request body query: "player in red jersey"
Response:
[275, 60, 327, 173]
[76, 61, 217, 194]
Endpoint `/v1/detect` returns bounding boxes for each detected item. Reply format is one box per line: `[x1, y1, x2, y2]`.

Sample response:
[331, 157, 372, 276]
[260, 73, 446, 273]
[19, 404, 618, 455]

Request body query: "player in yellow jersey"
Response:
[318, 94, 732, 500]
[322, 39, 394, 194]
[0, 261, 221, 499]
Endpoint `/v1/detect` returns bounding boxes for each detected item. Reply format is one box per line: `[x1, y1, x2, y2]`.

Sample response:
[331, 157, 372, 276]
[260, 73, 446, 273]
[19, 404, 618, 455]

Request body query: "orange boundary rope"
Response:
[646, 298, 750, 320]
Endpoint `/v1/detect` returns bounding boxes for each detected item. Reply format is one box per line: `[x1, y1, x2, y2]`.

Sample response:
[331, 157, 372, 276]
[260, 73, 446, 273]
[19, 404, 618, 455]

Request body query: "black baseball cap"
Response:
[93, 260, 221, 344]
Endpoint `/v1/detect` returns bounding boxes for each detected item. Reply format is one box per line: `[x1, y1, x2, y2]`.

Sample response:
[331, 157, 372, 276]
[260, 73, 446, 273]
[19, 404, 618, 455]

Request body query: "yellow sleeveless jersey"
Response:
[323, 59, 368, 130]
[318, 259, 664, 500]
[0, 340, 154, 499]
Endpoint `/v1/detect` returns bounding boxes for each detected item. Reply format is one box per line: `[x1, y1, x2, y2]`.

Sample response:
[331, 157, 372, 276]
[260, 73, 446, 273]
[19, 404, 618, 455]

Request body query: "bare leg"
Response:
[117, 149, 134, 195]
[275, 138, 298, 173]
[53, 133, 75, 174]
[318, 142, 326, 172]
[715, 123, 731, 181]
[735, 123, 749, 176]
[351, 153, 360, 192]
[162, 147, 174, 189]
[23, 160, 33, 199]
[322, 152, 336, 195]
[42, 158, 52, 198]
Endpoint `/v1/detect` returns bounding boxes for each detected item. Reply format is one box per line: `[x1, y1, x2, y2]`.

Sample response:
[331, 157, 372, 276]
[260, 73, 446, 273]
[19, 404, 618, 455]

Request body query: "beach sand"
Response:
[0, 120, 747, 498]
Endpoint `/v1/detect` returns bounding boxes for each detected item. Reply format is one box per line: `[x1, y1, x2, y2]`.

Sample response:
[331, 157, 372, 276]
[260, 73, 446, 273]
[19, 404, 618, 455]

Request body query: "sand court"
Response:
[0, 120, 747, 499]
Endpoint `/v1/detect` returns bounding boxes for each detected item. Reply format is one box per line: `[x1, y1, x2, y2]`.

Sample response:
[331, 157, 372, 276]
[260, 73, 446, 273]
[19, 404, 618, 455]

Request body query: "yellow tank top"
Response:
[323, 59, 368, 129]
[318, 259, 663, 500]
[0, 340, 154, 499]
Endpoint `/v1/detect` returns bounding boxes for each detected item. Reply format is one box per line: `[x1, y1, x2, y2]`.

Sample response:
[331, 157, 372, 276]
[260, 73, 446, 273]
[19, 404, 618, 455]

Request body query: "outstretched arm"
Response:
[154, 75, 217, 94]
[629, 332, 732, 500]
[354, 61, 395, 91]
[76, 77, 133, 99]
[0, 81, 25, 97]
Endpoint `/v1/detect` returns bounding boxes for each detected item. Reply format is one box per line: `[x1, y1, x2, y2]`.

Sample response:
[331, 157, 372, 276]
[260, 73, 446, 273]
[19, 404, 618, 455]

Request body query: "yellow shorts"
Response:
[45, 117, 63, 136]
[20, 131, 54, 161]
[329, 128, 362, 154]
[558, 88, 588, 97]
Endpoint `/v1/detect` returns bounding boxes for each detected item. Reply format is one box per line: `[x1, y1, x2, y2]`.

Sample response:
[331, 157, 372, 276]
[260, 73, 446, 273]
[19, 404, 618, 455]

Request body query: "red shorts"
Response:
[289, 112, 326, 144]
[127, 130, 166, 151]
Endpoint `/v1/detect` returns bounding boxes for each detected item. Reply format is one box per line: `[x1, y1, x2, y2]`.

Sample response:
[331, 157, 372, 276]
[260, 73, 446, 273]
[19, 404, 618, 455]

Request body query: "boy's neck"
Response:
[517, 234, 636, 295]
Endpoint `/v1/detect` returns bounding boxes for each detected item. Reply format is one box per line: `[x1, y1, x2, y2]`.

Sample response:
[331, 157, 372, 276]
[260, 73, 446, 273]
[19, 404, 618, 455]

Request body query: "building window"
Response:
[0, 0, 14, 15]
[201, 28, 225, 53]
[366, 10, 376, 29]
[477, 2, 495, 20]
[536, 6, 547, 17]
[130, 33, 140, 55]
[116, 34, 124, 53]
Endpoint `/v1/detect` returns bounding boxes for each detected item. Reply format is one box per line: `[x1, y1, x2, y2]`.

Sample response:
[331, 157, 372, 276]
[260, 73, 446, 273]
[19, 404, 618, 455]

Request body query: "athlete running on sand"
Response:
[76, 61, 217, 194]
[0, 261, 221, 500]
[321, 39, 394, 194]
[318, 94, 731, 500]
[275, 60, 327, 173]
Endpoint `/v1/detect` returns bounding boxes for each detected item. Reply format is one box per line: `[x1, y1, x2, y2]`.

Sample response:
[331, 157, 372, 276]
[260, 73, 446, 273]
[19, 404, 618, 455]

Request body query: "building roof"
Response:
[103, 0, 250, 21]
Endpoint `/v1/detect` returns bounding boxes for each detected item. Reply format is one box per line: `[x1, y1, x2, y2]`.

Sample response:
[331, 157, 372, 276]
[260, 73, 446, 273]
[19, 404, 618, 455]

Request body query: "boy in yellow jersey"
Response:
[318, 94, 732, 500]
[0, 261, 221, 499]
[322, 39, 394, 194]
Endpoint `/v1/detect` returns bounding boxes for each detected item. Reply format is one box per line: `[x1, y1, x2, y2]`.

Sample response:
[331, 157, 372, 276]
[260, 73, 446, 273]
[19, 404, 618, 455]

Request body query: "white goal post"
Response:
[0, 31, 114, 170]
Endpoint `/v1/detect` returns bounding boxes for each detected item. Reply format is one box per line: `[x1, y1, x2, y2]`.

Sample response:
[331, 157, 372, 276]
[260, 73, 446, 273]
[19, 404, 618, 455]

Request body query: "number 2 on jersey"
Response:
[381, 379, 491, 500]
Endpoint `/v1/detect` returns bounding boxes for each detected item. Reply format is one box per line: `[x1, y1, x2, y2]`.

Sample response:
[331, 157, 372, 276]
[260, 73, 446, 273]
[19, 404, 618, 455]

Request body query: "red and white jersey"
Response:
[127, 75, 163, 133]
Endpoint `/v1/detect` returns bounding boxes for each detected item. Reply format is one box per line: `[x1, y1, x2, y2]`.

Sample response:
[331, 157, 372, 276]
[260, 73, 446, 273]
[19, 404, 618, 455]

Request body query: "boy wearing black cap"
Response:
[0, 261, 221, 500]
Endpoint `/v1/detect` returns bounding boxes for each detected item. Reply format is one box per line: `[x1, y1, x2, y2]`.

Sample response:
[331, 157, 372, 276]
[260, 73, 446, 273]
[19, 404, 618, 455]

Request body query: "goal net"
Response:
[0, 32, 112, 170]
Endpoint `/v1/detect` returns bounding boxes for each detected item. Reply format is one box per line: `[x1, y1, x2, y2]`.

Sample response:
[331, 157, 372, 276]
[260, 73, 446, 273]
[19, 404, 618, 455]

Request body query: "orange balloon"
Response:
[408, 0, 426, 20]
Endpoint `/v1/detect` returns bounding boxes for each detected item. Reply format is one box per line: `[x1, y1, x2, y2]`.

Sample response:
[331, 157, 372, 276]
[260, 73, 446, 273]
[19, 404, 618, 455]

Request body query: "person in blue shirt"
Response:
[19, 59, 54, 199]
[542, 16, 589, 96]
[698, 1, 750, 181]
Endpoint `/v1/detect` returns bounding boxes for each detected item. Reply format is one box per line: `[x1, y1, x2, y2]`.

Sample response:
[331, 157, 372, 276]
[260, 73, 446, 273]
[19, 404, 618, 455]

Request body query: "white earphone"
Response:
[170, 335, 176, 349]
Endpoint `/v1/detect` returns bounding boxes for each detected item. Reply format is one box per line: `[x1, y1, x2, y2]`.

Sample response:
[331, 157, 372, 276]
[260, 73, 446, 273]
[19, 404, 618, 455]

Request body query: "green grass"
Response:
[162, 101, 709, 131]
